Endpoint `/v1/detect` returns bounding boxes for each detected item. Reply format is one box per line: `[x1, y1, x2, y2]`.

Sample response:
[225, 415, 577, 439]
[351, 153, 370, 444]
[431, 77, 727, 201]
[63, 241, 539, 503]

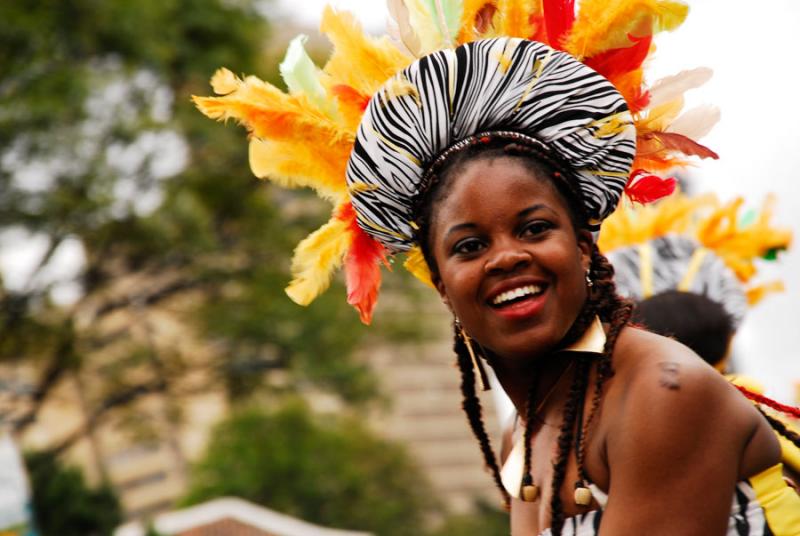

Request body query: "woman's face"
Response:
[429, 155, 592, 361]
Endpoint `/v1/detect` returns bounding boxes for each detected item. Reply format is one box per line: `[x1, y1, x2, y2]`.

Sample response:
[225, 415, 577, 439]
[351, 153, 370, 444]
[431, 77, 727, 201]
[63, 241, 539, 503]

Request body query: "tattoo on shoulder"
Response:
[658, 362, 681, 390]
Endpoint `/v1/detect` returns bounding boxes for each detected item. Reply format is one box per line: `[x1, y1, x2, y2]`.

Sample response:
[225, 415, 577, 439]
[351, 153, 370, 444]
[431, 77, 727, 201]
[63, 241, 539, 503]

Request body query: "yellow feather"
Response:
[746, 281, 786, 306]
[249, 138, 349, 204]
[210, 67, 241, 95]
[637, 97, 685, 134]
[285, 213, 352, 306]
[404, 247, 436, 289]
[599, 192, 715, 252]
[496, 0, 539, 38]
[193, 77, 353, 146]
[382, 75, 421, 106]
[565, 0, 688, 59]
[600, 193, 792, 294]
[320, 6, 413, 96]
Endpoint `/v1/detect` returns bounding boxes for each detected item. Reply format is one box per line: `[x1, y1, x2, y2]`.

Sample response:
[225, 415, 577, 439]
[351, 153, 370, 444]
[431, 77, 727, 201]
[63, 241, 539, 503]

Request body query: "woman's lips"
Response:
[490, 289, 548, 321]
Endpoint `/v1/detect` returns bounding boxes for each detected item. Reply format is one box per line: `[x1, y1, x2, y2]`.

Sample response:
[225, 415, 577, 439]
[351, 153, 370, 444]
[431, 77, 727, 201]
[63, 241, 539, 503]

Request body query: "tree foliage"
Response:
[429, 500, 510, 536]
[183, 400, 438, 536]
[0, 0, 389, 450]
[25, 449, 123, 536]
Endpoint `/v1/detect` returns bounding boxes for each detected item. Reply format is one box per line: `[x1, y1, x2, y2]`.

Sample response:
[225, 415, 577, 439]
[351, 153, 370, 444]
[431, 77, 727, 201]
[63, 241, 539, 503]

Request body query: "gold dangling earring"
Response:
[455, 319, 491, 392]
[585, 269, 594, 288]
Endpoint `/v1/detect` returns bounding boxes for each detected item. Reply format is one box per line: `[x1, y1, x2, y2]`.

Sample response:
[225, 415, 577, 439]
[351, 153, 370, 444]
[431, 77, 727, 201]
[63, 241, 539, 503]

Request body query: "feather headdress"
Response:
[599, 192, 792, 318]
[194, 0, 718, 323]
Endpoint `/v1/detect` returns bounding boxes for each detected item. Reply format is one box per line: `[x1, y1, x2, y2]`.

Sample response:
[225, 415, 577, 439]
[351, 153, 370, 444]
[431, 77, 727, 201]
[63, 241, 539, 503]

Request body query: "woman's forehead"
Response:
[433, 157, 569, 223]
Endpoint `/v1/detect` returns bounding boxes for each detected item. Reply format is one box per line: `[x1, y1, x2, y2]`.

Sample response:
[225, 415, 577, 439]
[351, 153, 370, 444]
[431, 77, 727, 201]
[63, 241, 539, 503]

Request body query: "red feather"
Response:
[628, 88, 651, 114]
[338, 203, 385, 325]
[541, 0, 575, 49]
[529, 13, 547, 42]
[624, 169, 677, 205]
[645, 131, 720, 160]
[585, 34, 652, 80]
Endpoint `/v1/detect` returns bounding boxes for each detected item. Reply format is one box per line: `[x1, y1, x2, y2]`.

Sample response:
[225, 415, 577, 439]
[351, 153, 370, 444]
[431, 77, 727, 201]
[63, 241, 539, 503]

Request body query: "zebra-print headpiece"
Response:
[346, 37, 636, 253]
[598, 192, 791, 329]
[607, 235, 748, 328]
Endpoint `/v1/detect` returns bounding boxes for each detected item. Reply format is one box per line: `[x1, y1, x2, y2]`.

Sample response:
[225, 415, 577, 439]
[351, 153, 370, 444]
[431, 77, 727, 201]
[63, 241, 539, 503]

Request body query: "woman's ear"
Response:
[577, 229, 594, 273]
[431, 272, 452, 311]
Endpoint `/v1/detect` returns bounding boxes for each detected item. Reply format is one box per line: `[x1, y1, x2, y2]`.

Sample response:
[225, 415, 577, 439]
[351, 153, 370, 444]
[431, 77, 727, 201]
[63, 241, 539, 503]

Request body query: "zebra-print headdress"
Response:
[347, 37, 636, 252]
[598, 193, 792, 328]
[608, 235, 748, 328]
[195, 1, 720, 323]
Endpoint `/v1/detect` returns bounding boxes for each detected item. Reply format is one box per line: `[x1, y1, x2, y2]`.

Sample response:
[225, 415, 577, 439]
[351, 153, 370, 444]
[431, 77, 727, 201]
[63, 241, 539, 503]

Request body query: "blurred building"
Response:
[3, 288, 502, 522]
[367, 318, 504, 513]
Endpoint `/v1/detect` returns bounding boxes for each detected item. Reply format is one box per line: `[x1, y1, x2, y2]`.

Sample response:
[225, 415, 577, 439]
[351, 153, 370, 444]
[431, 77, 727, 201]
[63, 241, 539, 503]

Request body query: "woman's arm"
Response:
[599, 343, 779, 535]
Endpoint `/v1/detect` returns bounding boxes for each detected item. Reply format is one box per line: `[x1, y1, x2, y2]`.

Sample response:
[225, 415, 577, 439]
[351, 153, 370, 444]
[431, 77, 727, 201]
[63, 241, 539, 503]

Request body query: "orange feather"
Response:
[331, 84, 371, 133]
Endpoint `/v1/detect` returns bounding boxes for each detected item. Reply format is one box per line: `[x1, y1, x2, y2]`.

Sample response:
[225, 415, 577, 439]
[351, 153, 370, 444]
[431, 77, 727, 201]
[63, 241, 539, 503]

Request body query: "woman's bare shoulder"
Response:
[604, 326, 773, 468]
[610, 326, 729, 399]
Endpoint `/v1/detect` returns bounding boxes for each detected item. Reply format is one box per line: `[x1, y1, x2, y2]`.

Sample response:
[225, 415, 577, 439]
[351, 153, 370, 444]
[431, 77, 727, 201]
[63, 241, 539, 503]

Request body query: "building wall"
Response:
[10, 297, 502, 521]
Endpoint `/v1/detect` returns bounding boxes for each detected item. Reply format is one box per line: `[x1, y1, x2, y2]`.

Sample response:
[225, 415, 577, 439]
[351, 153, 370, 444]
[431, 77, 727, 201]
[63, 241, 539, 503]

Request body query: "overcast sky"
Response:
[273, 0, 800, 402]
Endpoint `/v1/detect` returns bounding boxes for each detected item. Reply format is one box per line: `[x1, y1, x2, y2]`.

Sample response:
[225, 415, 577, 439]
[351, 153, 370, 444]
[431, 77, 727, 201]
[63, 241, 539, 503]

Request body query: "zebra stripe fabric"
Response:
[538, 481, 774, 536]
[346, 37, 636, 252]
[607, 235, 748, 328]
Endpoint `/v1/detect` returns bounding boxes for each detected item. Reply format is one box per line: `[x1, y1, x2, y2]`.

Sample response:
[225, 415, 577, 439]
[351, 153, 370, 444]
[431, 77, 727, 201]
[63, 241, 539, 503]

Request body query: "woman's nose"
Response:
[484, 246, 532, 274]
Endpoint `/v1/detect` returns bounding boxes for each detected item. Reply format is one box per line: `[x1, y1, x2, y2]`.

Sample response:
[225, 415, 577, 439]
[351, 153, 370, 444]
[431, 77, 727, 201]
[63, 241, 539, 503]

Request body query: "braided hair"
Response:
[453, 323, 511, 508]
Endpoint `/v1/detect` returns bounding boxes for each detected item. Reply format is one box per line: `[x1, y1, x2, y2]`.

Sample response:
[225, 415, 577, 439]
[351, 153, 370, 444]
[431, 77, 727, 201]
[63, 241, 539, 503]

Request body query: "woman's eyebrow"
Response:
[445, 222, 478, 240]
[517, 204, 554, 218]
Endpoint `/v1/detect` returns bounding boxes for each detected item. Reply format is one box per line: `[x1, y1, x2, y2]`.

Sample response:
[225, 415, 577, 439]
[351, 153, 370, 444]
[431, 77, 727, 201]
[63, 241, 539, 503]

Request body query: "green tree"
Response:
[0, 0, 389, 452]
[183, 400, 438, 536]
[25, 450, 122, 536]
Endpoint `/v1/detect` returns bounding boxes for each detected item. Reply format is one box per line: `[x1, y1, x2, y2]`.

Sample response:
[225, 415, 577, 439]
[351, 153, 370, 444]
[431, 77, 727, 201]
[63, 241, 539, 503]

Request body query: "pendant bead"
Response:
[521, 484, 540, 502]
[574, 486, 593, 506]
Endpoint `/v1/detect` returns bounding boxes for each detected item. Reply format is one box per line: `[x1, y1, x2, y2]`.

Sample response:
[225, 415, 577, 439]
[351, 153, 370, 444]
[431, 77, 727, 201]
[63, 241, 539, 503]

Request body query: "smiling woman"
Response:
[421, 146, 592, 361]
[194, 0, 800, 534]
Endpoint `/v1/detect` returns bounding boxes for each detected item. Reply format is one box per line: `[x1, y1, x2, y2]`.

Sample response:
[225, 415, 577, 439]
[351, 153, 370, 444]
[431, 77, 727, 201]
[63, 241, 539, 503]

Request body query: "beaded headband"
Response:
[414, 130, 581, 216]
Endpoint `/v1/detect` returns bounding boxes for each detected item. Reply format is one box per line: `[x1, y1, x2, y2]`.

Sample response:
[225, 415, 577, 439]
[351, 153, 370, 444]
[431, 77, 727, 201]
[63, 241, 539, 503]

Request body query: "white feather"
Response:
[667, 104, 721, 140]
[649, 67, 713, 109]
[387, 0, 423, 57]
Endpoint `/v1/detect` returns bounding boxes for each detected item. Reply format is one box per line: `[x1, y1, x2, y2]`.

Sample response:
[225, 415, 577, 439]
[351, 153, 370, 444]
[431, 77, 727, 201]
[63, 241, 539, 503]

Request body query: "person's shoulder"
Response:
[606, 326, 757, 454]
[613, 325, 726, 396]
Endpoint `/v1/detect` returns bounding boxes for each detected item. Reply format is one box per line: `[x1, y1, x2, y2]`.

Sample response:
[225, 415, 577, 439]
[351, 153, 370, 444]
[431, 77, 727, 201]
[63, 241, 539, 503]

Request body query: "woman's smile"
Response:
[429, 155, 592, 361]
[486, 276, 549, 320]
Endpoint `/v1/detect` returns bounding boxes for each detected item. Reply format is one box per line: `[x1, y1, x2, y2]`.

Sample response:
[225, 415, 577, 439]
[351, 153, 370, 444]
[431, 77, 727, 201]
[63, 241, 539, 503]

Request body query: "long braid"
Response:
[551, 247, 631, 535]
[522, 371, 539, 492]
[453, 324, 511, 508]
[513, 295, 598, 533]
[575, 246, 634, 476]
[547, 356, 591, 534]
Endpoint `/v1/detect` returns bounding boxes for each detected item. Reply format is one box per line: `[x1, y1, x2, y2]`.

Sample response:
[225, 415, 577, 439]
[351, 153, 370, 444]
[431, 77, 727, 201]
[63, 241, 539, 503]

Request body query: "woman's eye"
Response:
[452, 238, 485, 255]
[521, 220, 553, 236]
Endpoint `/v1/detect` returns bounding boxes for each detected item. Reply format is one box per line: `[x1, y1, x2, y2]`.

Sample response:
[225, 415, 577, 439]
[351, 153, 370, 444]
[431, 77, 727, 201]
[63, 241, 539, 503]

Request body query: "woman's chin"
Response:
[485, 330, 565, 365]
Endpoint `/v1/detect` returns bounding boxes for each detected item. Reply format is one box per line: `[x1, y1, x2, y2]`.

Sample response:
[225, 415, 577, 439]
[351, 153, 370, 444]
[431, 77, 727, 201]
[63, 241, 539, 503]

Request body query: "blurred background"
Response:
[0, 1, 798, 535]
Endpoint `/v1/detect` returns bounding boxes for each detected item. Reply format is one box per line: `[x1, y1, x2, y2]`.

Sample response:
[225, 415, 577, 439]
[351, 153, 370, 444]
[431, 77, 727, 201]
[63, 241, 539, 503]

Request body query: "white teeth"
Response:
[492, 285, 543, 306]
